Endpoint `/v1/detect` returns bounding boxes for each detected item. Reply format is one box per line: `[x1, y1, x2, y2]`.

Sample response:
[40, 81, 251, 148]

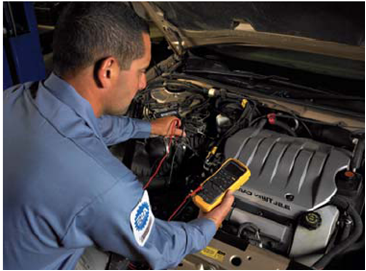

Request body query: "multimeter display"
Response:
[193, 158, 251, 212]
[225, 163, 247, 178]
[198, 163, 246, 204]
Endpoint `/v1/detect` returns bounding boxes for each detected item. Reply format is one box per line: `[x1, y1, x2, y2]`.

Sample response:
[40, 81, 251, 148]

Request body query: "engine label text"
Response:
[239, 188, 291, 210]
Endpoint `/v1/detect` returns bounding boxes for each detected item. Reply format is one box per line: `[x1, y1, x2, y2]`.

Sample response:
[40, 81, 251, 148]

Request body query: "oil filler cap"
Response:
[300, 212, 322, 230]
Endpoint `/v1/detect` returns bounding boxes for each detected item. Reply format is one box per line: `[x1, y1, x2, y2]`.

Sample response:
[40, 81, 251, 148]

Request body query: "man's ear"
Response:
[94, 57, 119, 88]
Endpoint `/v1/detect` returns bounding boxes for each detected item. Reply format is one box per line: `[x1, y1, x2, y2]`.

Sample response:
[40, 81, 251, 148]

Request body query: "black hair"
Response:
[53, 3, 149, 76]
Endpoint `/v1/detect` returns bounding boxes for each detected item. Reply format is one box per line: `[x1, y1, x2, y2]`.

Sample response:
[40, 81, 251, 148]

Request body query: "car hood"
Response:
[136, 2, 364, 61]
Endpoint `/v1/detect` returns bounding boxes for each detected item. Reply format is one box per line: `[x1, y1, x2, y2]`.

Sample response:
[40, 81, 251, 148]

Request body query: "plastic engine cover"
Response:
[225, 128, 351, 218]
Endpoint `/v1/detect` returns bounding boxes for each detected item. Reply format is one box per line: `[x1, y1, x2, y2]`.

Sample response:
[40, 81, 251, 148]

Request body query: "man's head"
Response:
[53, 3, 151, 116]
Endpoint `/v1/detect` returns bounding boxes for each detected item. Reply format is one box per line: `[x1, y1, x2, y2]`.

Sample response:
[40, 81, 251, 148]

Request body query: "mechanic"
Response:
[3, 3, 234, 270]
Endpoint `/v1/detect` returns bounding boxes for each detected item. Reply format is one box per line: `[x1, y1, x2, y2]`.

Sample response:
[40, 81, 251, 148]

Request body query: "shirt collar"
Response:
[43, 72, 102, 139]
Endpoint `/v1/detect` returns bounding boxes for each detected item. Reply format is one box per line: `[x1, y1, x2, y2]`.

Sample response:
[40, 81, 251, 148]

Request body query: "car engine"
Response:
[225, 128, 351, 256]
[111, 61, 364, 270]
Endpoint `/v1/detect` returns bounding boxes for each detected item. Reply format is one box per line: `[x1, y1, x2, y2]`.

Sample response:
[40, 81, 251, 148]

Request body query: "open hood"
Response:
[137, 2, 364, 61]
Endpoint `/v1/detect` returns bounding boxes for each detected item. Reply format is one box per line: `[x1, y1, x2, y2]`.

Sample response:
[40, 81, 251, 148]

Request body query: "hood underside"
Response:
[154, 2, 364, 46]
[137, 2, 365, 60]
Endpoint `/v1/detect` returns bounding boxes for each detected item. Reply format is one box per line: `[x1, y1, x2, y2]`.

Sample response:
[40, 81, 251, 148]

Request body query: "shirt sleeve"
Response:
[97, 115, 151, 146]
[61, 171, 217, 270]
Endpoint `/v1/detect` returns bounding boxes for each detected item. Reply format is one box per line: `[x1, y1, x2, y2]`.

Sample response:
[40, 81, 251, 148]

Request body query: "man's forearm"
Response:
[98, 115, 151, 145]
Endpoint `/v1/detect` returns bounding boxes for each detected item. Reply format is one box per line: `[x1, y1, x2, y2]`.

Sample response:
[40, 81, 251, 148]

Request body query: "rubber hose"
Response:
[313, 197, 363, 269]
[273, 120, 297, 137]
[351, 136, 365, 172]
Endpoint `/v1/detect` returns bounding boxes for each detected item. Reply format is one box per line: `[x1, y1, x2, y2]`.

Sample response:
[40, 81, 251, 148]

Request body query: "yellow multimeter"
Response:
[193, 158, 251, 212]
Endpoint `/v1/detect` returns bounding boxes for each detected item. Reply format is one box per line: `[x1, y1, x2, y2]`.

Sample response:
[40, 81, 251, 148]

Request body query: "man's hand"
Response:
[150, 116, 185, 137]
[198, 190, 235, 230]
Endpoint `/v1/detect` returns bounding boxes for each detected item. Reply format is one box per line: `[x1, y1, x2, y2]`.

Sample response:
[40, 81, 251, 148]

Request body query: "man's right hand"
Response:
[198, 190, 235, 229]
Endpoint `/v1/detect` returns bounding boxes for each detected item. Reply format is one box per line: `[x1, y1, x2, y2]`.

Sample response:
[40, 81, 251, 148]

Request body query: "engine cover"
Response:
[225, 128, 351, 218]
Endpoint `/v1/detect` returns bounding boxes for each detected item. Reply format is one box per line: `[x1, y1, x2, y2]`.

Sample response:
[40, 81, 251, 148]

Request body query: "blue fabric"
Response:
[3, 73, 217, 270]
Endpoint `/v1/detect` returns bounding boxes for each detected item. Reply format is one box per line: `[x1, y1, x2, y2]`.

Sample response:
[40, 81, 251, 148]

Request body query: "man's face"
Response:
[105, 33, 151, 115]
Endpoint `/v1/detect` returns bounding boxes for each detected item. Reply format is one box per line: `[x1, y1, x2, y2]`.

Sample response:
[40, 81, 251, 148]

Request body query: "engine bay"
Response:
[111, 56, 364, 269]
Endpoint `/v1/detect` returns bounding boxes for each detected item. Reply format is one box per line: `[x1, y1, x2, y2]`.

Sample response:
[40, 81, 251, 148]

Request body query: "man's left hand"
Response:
[150, 116, 185, 137]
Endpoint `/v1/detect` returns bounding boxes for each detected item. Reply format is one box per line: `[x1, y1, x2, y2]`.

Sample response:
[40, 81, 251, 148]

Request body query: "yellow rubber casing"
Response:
[193, 158, 251, 212]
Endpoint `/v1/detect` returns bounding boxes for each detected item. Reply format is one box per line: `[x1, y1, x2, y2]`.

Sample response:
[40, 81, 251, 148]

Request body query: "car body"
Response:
[111, 2, 365, 269]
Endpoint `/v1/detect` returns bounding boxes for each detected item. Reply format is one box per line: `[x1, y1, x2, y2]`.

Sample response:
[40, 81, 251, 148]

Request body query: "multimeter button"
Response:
[203, 196, 215, 203]
[211, 182, 221, 189]
[202, 186, 215, 196]
[212, 180, 223, 189]
[203, 181, 212, 188]
[227, 175, 235, 181]
[206, 182, 217, 192]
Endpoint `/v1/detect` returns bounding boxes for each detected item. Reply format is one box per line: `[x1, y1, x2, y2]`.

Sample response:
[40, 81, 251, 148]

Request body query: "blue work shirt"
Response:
[4, 73, 216, 270]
